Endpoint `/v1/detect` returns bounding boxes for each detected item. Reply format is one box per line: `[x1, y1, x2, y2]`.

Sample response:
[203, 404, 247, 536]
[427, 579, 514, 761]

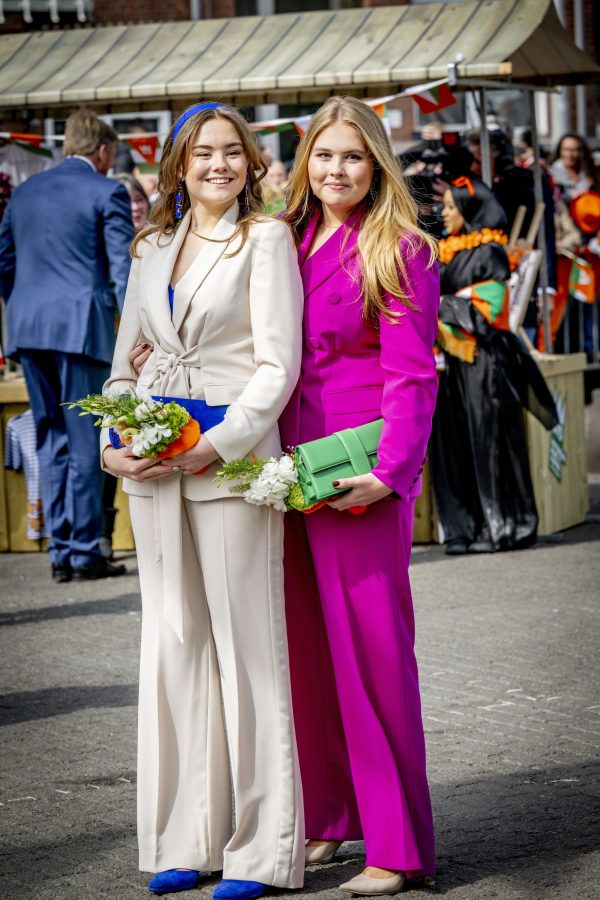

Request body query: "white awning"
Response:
[0, 0, 597, 112]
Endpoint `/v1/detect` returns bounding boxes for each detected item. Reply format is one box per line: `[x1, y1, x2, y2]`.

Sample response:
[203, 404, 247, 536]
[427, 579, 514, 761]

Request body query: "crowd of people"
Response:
[0, 99, 596, 896]
[403, 124, 600, 360]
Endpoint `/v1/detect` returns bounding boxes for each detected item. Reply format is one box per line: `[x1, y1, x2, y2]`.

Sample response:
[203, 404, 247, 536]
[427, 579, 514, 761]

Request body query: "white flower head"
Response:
[242, 455, 298, 512]
[130, 422, 172, 457]
[134, 401, 153, 421]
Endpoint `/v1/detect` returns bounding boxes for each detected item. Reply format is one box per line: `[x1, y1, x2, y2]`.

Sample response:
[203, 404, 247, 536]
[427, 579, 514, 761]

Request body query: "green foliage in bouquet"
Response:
[63, 389, 190, 457]
[215, 456, 310, 512]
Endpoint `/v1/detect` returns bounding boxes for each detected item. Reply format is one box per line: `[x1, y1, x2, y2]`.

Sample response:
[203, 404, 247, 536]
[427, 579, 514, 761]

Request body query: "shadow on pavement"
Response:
[430, 760, 599, 895]
[0, 593, 141, 627]
[298, 760, 599, 896]
[0, 683, 138, 726]
[0, 761, 597, 896]
[0, 825, 134, 887]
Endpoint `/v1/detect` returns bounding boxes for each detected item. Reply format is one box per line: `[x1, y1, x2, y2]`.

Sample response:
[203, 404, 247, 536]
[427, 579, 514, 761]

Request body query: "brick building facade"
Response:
[0, 0, 409, 33]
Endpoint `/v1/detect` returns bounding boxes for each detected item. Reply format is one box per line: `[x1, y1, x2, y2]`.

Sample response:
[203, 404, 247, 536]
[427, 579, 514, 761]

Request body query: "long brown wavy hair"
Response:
[132, 104, 268, 258]
[283, 96, 437, 322]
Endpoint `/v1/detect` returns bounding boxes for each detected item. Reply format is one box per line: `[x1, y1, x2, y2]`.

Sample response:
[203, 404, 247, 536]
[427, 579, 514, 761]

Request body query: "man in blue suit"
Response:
[0, 111, 134, 581]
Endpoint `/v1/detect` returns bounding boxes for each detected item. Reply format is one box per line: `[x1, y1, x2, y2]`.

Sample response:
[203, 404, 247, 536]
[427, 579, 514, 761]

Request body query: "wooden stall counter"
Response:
[525, 353, 588, 534]
[2, 352, 586, 552]
[0, 378, 133, 553]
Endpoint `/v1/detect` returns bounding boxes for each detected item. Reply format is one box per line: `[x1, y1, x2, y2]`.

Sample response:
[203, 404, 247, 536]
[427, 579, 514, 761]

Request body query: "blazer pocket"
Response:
[326, 385, 383, 415]
[203, 382, 249, 406]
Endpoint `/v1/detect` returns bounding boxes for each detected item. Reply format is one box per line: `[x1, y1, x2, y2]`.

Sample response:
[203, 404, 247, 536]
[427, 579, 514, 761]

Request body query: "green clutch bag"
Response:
[294, 419, 383, 507]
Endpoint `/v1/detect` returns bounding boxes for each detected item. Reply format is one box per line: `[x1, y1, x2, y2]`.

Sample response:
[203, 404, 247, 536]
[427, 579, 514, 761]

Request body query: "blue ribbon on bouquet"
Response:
[109, 396, 228, 449]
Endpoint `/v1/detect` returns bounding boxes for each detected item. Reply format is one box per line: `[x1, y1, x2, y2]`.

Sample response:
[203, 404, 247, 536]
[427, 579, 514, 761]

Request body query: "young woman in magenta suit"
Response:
[102, 105, 304, 898]
[279, 96, 439, 894]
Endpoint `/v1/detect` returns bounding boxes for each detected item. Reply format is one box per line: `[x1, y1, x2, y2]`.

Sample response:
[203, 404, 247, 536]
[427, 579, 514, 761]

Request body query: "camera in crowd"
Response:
[400, 127, 517, 238]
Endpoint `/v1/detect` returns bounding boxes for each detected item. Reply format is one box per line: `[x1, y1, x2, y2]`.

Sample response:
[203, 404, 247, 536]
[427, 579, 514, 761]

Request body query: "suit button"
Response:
[328, 292, 342, 305]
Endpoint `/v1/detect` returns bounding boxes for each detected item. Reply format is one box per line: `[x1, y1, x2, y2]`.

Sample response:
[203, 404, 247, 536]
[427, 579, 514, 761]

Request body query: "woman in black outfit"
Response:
[430, 178, 557, 555]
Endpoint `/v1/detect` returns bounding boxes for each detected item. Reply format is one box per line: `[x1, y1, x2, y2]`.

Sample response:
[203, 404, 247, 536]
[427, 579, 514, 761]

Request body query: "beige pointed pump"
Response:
[304, 840, 342, 865]
[339, 871, 406, 895]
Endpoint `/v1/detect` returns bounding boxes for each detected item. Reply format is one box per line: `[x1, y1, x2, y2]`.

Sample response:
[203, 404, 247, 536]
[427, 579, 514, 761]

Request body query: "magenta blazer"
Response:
[279, 205, 440, 502]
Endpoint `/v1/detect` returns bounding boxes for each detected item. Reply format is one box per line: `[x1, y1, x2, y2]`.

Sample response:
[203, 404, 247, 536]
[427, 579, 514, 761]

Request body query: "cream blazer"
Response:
[101, 201, 303, 640]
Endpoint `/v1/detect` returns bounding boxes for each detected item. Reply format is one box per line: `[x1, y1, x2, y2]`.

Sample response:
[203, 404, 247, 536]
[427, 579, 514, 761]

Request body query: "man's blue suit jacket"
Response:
[0, 157, 134, 364]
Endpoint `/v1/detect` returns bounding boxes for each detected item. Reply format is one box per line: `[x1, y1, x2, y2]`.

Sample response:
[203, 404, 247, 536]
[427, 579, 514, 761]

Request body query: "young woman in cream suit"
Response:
[101, 104, 304, 898]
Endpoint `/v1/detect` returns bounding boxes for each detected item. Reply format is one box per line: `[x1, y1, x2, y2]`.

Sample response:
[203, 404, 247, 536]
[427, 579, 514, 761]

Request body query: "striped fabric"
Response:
[4, 409, 48, 539]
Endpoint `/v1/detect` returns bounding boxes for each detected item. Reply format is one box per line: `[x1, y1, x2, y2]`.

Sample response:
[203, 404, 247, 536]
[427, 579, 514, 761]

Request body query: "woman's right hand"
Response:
[102, 446, 173, 482]
[128, 343, 153, 374]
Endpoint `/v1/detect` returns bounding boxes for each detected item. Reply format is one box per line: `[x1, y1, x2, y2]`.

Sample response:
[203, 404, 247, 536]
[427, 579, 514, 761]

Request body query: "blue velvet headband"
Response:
[172, 102, 223, 142]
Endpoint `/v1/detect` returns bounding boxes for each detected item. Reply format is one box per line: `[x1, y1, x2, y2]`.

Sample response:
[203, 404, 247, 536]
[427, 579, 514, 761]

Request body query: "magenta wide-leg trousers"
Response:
[284, 498, 435, 877]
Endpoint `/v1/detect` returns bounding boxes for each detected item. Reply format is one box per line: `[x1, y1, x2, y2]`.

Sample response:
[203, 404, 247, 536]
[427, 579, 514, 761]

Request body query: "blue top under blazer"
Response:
[0, 157, 134, 364]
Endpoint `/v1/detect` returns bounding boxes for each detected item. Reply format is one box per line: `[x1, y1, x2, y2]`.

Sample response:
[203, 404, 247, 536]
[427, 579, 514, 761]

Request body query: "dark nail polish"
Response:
[141, 343, 150, 349]
[332, 480, 340, 488]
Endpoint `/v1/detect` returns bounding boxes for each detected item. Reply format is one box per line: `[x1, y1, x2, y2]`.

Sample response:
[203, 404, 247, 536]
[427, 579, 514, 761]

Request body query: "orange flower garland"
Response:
[438, 228, 508, 265]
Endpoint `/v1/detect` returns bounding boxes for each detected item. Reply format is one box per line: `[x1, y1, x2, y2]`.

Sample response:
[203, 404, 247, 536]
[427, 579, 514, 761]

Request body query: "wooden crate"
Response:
[113, 483, 134, 551]
[525, 353, 588, 534]
[413, 462, 434, 543]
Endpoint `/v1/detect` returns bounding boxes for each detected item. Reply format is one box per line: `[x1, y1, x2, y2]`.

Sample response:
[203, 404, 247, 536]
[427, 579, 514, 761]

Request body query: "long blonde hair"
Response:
[132, 104, 268, 258]
[284, 96, 437, 322]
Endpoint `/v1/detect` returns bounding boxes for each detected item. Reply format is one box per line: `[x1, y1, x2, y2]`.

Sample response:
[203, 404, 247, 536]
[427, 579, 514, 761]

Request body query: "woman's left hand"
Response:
[159, 435, 220, 475]
[328, 473, 393, 511]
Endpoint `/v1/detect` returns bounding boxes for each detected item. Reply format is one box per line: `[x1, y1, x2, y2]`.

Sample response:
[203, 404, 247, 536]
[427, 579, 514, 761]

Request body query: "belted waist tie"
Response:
[150, 345, 204, 398]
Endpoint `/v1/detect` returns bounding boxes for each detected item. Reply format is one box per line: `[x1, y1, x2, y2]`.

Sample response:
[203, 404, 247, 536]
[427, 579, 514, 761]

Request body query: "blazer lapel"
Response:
[146, 213, 190, 355]
[301, 203, 365, 298]
[171, 201, 239, 333]
[298, 211, 320, 269]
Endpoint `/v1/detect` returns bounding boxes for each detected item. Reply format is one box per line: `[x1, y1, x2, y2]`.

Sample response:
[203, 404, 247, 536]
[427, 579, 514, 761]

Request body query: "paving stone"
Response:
[1, 509, 599, 900]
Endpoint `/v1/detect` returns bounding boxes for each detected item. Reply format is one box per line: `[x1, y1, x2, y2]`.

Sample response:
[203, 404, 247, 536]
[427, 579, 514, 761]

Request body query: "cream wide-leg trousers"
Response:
[129, 495, 304, 887]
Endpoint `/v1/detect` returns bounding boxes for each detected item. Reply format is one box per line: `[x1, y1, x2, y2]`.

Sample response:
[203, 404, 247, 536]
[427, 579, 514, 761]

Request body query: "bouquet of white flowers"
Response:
[63, 388, 200, 460]
[216, 454, 314, 512]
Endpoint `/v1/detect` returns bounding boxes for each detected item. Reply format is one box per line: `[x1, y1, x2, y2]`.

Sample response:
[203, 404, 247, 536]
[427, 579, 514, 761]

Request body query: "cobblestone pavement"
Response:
[1, 494, 599, 900]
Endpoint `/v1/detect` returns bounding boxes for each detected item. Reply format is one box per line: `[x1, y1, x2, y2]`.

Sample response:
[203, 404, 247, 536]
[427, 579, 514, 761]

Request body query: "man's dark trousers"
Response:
[20, 351, 110, 567]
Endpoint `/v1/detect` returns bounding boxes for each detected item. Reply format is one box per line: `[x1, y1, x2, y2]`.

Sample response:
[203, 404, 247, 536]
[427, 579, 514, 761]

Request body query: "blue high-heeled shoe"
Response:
[213, 879, 266, 900]
[148, 869, 201, 894]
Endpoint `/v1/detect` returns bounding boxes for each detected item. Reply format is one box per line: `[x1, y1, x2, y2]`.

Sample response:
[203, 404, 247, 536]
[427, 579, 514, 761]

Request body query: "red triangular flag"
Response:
[411, 83, 456, 116]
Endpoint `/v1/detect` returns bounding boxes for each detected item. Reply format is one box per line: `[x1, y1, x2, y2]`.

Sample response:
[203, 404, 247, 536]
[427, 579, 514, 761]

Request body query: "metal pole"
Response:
[479, 86, 492, 188]
[552, 0, 570, 142]
[190, 0, 201, 18]
[573, 0, 587, 135]
[528, 90, 553, 354]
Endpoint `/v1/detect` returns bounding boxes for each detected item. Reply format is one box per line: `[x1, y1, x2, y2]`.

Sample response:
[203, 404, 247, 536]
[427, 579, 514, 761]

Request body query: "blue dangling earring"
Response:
[175, 179, 183, 220]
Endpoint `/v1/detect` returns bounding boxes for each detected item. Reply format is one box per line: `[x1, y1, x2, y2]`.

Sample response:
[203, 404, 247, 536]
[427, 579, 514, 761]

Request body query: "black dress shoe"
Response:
[445, 539, 469, 556]
[72, 559, 126, 580]
[467, 540, 495, 553]
[51, 562, 72, 583]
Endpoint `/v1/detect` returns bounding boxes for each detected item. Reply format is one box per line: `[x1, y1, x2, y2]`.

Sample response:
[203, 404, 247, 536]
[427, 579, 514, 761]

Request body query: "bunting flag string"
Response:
[125, 134, 161, 170]
[249, 79, 454, 135]
[0, 77, 456, 156]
